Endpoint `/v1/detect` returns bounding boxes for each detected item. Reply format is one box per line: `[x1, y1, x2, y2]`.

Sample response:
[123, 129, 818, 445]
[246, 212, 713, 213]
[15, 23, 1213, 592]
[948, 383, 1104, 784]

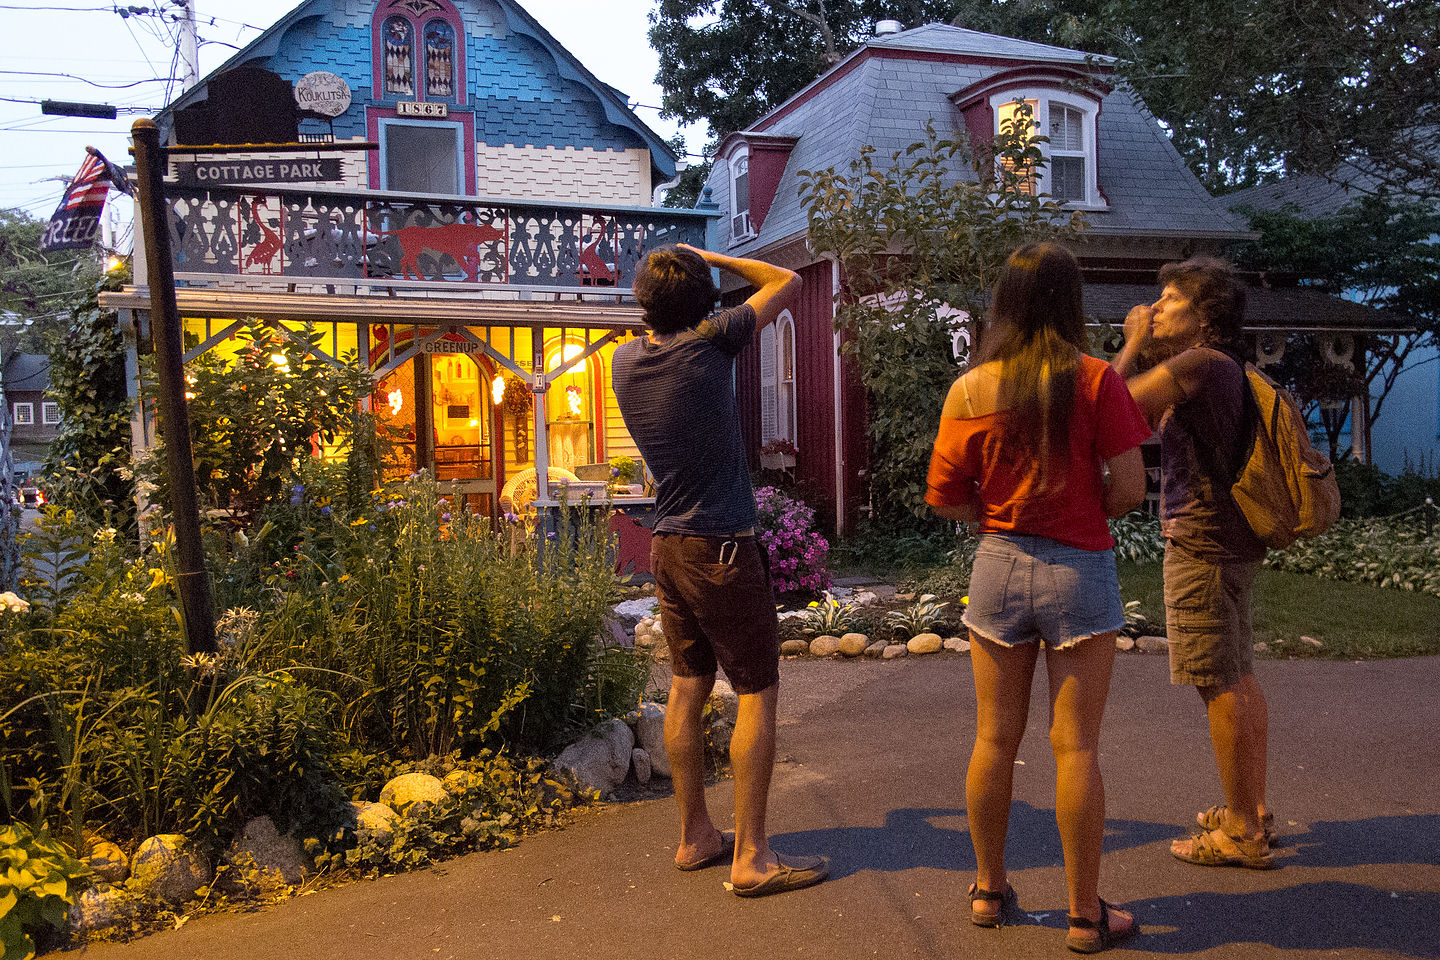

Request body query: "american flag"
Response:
[40, 147, 131, 252]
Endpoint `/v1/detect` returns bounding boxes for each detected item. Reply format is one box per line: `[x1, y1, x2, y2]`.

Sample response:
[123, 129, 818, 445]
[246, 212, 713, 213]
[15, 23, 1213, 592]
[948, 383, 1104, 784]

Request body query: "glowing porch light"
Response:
[270, 353, 290, 371]
[566, 384, 583, 417]
[387, 389, 403, 416]
[554, 343, 587, 373]
[492, 374, 506, 405]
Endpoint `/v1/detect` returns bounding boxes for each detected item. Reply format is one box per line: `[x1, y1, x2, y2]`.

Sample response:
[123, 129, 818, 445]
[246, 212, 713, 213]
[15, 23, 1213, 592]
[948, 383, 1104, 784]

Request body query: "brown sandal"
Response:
[968, 882, 1016, 928]
[1066, 899, 1137, 954]
[1171, 825, 1276, 869]
[1196, 803, 1277, 846]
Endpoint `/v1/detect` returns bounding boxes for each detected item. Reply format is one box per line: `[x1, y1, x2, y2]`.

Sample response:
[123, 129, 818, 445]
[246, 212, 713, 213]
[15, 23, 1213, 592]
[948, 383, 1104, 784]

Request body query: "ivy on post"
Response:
[798, 109, 1082, 526]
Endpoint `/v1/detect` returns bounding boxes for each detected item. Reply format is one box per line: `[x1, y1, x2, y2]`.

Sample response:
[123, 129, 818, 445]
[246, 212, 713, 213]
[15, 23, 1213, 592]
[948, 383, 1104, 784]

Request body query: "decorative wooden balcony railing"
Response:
[163, 183, 714, 295]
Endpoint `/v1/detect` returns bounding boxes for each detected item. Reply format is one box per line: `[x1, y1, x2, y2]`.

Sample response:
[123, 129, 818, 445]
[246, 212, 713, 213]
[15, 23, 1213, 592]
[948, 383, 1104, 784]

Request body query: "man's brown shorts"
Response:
[650, 533, 780, 694]
[1163, 541, 1261, 688]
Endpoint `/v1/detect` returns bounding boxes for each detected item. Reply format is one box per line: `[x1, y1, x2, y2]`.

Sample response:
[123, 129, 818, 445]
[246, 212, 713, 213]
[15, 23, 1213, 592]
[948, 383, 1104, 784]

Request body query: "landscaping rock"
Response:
[379, 772, 448, 818]
[629, 701, 669, 778]
[351, 801, 397, 846]
[613, 597, 659, 621]
[129, 834, 211, 905]
[227, 816, 309, 890]
[443, 768, 484, 796]
[907, 633, 943, 654]
[553, 717, 635, 797]
[839, 633, 869, 656]
[709, 678, 739, 725]
[809, 635, 842, 657]
[83, 836, 128, 884]
[943, 637, 971, 653]
[882, 644, 909, 660]
[1115, 635, 1136, 651]
[1302, 635, 1323, 648]
[632, 748, 652, 785]
[780, 638, 811, 656]
[1136, 635, 1169, 653]
[68, 883, 136, 935]
[864, 640, 889, 658]
[1253, 641, 1269, 653]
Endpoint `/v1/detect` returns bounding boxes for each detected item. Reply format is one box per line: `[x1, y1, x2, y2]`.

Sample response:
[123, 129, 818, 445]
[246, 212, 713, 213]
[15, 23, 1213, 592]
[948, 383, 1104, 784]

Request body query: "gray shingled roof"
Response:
[706, 23, 1247, 254]
[1224, 164, 1381, 218]
[3, 354, 50, 391]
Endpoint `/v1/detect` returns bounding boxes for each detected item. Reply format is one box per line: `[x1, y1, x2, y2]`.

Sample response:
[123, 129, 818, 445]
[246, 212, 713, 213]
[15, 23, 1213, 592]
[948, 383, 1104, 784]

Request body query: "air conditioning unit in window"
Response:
[732, 211, 753, 239]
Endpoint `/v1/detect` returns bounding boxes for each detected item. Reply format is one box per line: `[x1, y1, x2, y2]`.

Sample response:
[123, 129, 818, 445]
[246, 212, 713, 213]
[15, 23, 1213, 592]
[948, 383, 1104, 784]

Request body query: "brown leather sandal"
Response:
[968, 882, 1016, 928]
[1066, 899, 1137, 954]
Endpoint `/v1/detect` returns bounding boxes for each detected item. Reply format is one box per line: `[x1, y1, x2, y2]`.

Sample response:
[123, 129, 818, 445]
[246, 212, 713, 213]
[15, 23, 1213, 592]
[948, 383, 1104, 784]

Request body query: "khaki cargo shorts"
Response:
[1163, 541, 1261, 688]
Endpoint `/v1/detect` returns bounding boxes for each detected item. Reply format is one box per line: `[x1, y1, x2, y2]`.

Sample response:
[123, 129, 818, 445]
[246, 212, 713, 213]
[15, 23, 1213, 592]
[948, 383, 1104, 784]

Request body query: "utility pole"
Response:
[177, 0, 200, 93]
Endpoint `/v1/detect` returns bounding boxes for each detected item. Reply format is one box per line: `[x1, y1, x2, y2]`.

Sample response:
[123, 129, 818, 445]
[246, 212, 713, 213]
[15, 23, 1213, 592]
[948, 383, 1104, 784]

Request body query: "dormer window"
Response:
[989, 89, 1105, 208]
[729, 146, 755, 244]
[372, 0, 464, 104]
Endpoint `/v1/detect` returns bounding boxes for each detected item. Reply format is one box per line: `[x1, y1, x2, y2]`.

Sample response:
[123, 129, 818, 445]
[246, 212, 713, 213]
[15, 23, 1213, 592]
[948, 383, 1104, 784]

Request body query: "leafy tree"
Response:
[650, 0, 962, 139]
[1234, 194, 1440, 460]
[145, 321, 375, 521]
[653, 1, 1439, 197]
[800, 114, 1081, 526]
[43, 267, 135, 527]
[0, 208, 102, 349]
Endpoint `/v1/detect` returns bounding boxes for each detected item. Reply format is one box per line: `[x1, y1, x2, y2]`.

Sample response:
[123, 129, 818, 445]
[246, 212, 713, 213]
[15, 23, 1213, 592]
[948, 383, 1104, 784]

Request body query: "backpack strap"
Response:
[1191, 347, 1258, 490]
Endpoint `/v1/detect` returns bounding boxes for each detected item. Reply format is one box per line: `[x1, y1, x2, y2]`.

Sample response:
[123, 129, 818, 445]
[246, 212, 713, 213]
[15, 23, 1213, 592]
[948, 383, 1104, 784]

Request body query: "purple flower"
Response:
[320, 505, 332, 517]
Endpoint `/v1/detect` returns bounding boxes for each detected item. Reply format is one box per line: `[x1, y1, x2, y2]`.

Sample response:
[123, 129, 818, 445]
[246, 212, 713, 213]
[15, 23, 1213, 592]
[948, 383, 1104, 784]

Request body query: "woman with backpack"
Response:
[927, 242, 1151, 952]
[1111, 256, 1276, 870]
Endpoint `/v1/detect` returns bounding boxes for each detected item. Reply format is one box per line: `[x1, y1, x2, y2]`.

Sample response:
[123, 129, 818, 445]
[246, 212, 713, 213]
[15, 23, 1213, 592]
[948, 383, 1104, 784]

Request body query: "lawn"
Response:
[1117, 561, 1440, 659]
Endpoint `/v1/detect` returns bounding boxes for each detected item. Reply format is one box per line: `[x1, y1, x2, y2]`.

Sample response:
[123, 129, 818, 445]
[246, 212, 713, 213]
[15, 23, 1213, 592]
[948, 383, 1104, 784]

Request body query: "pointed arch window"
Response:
[372, 0, 464, 104]
[382, 17, 415, 97]
[424, 19, 456, 99]
[759, 310, 796, 446]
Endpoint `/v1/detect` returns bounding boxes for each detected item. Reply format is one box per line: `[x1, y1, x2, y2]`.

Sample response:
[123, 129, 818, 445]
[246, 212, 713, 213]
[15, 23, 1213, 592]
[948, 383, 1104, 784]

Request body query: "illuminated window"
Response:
[12, 403, 33, 426]
[990, 90, 1104, 208]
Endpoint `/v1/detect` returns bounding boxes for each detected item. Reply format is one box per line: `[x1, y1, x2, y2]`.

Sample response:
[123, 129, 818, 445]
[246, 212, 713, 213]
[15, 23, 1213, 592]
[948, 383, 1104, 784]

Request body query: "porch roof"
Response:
[1085, 283, 1416, 334]
[99, 286, 646, 330]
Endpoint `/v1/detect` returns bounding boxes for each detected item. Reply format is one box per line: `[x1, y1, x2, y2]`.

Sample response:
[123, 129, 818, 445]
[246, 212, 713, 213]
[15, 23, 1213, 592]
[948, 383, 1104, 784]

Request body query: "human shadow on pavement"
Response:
[1279, 814, 1440, 869]
[771, 802, 1176, 882]
[1134, 882, 1440, 957]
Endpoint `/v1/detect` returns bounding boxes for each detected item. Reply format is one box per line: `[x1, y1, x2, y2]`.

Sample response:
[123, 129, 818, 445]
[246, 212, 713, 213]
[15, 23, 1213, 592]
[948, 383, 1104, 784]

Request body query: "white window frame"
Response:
[759, 310, 797, 445]
[12, 402, 33, 426]
[728, 144, 755, 245]
[988, 88, 1106, 210]
[41, 401, 60, 425]
[377, 117, 465, 194]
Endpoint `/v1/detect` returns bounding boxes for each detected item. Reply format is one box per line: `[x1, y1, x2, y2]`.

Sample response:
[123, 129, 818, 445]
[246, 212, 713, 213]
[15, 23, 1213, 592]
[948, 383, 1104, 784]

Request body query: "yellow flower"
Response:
[350, 517, 369, 527]
[148, 568, 169, 591]
[961, 595, 969, 605]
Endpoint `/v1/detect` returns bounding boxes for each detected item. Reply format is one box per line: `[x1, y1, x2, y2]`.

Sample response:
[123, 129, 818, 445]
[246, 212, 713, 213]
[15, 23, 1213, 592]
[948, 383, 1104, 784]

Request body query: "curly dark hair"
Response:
[632, 246, 720, 334]
[1157, 256, 1247, 350]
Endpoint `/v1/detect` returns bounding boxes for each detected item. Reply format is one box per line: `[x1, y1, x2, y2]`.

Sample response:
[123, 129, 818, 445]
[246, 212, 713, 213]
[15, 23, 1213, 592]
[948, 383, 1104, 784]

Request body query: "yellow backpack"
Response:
[1230, 363, 1343, 549]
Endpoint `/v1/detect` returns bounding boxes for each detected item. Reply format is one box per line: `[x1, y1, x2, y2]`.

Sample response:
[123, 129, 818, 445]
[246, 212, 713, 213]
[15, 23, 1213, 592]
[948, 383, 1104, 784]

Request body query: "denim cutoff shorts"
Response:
[963, 533, 1125, 649]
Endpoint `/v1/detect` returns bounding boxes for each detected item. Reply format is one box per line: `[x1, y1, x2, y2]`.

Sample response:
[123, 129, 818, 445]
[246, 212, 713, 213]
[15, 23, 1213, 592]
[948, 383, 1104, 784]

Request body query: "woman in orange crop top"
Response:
[926, 243, 1151, 952]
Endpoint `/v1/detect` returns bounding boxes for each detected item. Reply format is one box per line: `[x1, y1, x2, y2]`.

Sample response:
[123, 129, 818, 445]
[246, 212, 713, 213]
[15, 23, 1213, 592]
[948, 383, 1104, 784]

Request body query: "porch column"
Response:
[532, 338, 550, 501]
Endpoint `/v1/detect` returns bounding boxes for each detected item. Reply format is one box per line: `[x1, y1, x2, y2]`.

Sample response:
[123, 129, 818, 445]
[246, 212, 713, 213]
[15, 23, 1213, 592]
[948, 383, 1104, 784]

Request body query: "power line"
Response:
[0, 70, 180, 89]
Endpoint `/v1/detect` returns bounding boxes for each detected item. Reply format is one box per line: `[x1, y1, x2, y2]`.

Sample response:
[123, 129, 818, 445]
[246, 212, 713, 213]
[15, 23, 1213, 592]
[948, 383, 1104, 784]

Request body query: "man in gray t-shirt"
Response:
[612, 244, 827, 898]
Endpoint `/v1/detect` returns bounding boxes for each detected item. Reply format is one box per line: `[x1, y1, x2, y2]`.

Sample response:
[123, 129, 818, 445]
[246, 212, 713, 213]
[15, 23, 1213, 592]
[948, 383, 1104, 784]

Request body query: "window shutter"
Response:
[759, 324, 777, 443]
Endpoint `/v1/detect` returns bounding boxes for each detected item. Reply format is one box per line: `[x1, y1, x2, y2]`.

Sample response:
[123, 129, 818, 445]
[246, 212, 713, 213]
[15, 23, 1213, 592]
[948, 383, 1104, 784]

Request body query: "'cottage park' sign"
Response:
[172, 159, 344, 186]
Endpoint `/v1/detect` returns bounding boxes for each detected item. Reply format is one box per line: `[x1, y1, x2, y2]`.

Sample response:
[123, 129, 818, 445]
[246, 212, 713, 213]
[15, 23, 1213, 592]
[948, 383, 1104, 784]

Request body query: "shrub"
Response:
[886, 595, 950, 638]
[1266, 518, 1440, 597]
[0, 822, 88, 960]
[1109, 511, 1165, 564]
[799, 591, 859, 635]
[754, 486, 832, 595]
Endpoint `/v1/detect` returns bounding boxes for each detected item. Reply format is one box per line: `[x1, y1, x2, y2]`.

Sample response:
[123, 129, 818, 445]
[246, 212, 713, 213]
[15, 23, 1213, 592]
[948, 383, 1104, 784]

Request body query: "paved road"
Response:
[79, 654, 1440, 960]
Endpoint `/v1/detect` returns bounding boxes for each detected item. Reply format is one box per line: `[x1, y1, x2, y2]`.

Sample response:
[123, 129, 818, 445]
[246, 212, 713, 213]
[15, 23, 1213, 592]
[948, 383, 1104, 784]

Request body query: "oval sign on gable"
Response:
[294, 72, 352, 117]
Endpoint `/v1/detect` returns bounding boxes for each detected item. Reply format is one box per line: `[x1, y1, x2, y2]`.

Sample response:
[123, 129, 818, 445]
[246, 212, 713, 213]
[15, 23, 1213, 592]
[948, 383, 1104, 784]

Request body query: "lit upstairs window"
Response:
[989, 89, 1105, 209]
[729, 147, 754, 243]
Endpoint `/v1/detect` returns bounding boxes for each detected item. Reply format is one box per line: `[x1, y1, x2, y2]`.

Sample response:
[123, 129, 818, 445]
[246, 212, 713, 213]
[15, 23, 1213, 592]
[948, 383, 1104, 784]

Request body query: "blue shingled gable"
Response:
[159, 0, 672, 176]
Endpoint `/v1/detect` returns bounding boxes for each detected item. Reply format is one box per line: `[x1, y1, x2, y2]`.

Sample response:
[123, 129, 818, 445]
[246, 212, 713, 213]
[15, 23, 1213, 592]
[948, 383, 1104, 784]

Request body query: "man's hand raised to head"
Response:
[676, 243, 799, 329]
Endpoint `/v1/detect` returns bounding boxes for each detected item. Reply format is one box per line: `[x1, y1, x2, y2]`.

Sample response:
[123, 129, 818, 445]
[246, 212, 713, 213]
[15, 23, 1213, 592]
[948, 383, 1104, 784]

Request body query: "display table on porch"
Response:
[532, 495, 656, 577]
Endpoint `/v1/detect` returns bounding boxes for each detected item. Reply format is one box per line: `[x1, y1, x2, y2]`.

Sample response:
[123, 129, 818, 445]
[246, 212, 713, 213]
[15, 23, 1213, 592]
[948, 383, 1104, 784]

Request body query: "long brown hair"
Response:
[977, 242, 1088, 479]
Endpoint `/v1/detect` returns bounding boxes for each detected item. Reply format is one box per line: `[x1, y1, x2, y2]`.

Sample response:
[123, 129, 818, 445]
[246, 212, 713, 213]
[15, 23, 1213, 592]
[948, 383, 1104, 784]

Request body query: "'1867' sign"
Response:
[397, 101, 448, 118]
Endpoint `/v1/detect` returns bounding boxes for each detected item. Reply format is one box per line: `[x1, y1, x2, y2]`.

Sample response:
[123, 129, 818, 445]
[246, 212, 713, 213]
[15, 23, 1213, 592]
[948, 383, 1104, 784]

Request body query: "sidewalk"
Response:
[77, 654, 1440, 960]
